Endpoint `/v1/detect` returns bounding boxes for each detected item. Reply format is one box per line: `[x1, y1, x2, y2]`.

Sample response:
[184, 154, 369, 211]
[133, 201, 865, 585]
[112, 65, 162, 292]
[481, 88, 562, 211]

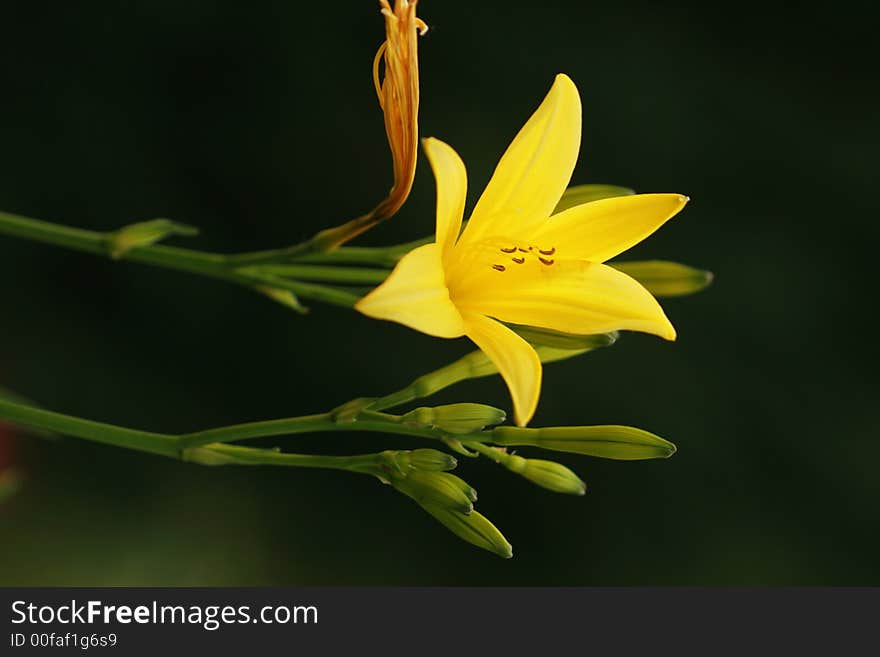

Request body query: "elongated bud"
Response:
[421, 505, 513, 559]
[504, 455, 586, 495]
[393, 470, 476, 514]
[108, 219, 198, 259]
[611, 260, 714, 298]
[492, 425, 676, 460]
[402, 403, 506, 434]
[553, 184, 634, 214]
[512, 326, 619, 351]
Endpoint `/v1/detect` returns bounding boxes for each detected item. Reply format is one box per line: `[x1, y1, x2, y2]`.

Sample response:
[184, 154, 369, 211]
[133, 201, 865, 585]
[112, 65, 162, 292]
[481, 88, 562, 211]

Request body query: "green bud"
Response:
[394, 470, 476, 514]
[492, 425, 676, 460]
[406, 448, 458, 472]
[553, 184, 635, 214]
[402, 403, 506, 434]
[512, 326, 619, 351]
[108, 219, 198, 259]
[504, 455, 586, 495]
[421, 505, 513, 559]
[611, 260, 714, 298]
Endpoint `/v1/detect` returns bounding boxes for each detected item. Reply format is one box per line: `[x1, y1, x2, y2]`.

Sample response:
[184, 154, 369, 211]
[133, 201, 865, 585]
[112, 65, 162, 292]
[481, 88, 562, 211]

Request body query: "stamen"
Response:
[500, 247, 517, 253]
[517, 247, 530, 253]
[538, 257, 554, 266]
[415, 17, 429, 35]
[511, 256, 525, 264]
[492, 264, 506, 272]
[539, 247, 556, 255]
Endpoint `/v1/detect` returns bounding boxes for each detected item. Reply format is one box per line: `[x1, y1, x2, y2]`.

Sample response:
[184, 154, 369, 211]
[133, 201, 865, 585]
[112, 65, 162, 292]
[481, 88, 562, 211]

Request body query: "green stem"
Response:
[177, 410, 454, 449]
[286, 246, 402, 267]
[369, 350, 497, 412]
[184, 443, 384, 474]
[255, 264, 390, 285]
[177, 413, 336, 447]
[0, 397, 180, 458]
[0, 397, 441, 476]
[0, 396, 469, 460]
[0, 209, 367, 310]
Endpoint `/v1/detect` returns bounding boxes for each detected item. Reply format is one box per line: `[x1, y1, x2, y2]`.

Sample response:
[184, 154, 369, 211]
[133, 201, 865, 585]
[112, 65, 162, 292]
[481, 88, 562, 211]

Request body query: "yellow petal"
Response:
[456, 259, 676, 341]
[531, 193, 688, 263]
[355, 243, 466, 338]
[463, 312, 542, 426]
[422, 137, 467, 260]
[457, 74, 581, 247]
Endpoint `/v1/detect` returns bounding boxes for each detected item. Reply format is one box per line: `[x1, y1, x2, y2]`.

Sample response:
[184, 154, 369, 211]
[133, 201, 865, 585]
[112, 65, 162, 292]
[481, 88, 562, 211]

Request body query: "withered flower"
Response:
[316, 0, 427, 249]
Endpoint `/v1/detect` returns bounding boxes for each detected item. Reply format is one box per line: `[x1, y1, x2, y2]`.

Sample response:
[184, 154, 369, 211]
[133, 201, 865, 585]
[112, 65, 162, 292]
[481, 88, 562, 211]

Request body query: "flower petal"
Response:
[457, 260, 676, 341]
[422, 137, 467, 260]
[355, 243, 466, 338]
[457, 74, 581, 247]
[463, 312, 542, 427]
[531, 193, 689, 263]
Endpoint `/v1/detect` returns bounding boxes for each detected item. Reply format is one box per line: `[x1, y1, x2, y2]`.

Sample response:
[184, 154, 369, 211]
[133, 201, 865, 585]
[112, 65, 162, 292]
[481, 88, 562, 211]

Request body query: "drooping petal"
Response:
[355, 243, 466, 338]
[422, 137, 467, 259]
[530, 193, 689, 263]
[456, 259, 676, 341]
[456, 74, 581, 247]
[463, 312, 543, 427]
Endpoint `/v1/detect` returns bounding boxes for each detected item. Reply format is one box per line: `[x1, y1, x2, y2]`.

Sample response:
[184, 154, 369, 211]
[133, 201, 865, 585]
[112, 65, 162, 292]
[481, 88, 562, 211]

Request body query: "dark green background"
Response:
[0, 1, 876, 584]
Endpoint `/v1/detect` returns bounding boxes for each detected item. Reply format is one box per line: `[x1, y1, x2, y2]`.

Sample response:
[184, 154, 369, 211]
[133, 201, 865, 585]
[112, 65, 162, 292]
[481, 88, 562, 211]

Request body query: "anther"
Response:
[492, 264, 506, 272]
[539, 247, 556, 255]
[517, 247, 530, 253]
[538, 257, 554, 266]
[500, 247, 517, 253]
[511, 256, 525, 264]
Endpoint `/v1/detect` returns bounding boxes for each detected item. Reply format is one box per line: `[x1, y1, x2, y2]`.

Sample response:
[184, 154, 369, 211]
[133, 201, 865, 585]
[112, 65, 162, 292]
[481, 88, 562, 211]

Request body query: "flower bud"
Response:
[492, 425, 676, 460]
[393, 470, 476, 514]
[402, 403, 506, 434]
[512, 326, 619, 351]
[406, 448, 458, 472]
[611, 260, 714, 298]
[421, 505, 513, 559]
[504, 455, 586, 495]
[108, 219, 198, 259]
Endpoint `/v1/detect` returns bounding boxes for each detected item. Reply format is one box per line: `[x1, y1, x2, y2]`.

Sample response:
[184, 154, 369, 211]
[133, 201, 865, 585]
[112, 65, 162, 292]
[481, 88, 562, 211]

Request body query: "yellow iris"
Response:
[356, 74, 688, 426]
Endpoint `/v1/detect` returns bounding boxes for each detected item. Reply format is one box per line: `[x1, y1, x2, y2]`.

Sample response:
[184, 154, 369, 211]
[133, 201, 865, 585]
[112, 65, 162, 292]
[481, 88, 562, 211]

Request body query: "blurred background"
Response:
[0, 0, 876, 584]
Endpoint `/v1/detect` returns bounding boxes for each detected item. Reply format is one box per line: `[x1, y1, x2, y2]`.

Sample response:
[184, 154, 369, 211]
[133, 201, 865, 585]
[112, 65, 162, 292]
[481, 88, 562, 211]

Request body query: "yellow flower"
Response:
[356, 74, 687, 426]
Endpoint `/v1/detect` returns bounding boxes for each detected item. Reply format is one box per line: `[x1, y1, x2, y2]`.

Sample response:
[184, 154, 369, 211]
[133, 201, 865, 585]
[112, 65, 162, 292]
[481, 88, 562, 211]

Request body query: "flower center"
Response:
[491, 245, 556, 272]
